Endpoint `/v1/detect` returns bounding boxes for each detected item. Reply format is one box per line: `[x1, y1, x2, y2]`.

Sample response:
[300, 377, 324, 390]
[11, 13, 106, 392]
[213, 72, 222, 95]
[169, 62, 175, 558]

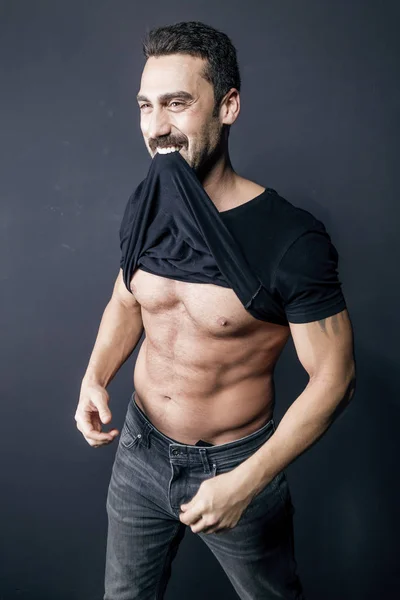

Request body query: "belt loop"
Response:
[198, 448, 214, 474]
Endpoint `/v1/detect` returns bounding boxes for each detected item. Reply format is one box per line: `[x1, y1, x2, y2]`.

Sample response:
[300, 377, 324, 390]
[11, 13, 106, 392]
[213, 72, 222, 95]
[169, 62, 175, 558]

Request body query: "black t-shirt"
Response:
[119, 151, 346, 326]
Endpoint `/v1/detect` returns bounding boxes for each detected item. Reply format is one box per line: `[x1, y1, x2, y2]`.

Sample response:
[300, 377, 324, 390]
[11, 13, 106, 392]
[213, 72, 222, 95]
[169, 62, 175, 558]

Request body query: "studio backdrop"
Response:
[1, 1, 399, 599]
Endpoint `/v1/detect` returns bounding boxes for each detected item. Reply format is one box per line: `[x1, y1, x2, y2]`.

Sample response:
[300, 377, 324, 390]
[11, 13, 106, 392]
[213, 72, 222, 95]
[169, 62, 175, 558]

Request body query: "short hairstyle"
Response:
[142, 21, 241, 117]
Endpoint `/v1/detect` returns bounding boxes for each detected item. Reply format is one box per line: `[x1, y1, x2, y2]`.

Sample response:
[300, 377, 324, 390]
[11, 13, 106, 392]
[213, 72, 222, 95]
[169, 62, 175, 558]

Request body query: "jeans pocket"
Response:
[119, 420, 142, 450]
[270, 471, 295, 516]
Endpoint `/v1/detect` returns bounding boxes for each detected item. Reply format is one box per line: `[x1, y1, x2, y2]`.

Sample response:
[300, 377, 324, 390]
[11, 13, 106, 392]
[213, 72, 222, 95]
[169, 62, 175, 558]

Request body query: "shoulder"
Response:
[238, 178, 266, 199]
[223, 181, 334, 267]
[240, 176, 325, 230]
[248, 183, 331, 257]
[265, 189, 341, 274]
[266, 188, 327, 235]
[268, 194, 346, 323]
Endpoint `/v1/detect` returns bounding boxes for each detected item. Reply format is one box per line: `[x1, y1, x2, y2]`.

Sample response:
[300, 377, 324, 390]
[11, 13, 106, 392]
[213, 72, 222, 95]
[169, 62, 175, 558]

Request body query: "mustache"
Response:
[150, 139, 186, 151]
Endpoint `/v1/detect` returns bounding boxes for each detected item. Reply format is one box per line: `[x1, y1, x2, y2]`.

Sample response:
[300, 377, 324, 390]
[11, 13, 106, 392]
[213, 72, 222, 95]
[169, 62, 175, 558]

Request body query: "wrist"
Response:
[82, 373, 103, 388]
[230, 453, 271, 500]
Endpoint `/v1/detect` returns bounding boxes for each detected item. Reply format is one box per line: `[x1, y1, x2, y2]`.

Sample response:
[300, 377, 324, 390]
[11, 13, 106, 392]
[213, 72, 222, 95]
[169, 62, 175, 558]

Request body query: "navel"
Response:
[217, 317, 228, 326]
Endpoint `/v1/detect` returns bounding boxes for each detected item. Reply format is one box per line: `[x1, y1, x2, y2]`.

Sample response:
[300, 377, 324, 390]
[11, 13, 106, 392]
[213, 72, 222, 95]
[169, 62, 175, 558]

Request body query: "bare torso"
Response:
[131, 178, 291, 445]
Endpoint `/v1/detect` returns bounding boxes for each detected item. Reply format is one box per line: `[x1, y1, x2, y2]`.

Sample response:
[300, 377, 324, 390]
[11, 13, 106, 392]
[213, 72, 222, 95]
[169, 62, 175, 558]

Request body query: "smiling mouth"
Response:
[155, 145, 184, 154]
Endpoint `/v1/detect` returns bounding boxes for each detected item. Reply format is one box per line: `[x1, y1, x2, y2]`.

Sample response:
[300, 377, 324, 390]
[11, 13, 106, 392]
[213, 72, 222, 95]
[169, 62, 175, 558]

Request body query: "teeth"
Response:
[156, 146, 181, 154]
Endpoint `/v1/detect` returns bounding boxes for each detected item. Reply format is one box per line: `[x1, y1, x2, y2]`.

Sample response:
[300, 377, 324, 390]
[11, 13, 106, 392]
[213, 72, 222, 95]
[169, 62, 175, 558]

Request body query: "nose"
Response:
[145, 106, 171, 141]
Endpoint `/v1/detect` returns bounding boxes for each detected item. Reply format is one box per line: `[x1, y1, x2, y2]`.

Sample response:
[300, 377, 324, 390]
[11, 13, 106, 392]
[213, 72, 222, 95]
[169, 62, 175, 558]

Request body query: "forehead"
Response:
[138, 53, 210, 98]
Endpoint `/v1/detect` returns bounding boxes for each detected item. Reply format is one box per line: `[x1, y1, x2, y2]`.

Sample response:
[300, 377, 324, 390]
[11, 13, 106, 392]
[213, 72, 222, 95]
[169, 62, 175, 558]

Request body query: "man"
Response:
[75, 21, 356, 600]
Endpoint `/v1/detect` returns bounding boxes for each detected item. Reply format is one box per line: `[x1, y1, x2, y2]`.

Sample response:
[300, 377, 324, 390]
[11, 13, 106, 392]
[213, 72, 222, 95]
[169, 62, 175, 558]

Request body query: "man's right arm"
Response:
[75, 269, 143, 447]
[82, 269, 144, 388]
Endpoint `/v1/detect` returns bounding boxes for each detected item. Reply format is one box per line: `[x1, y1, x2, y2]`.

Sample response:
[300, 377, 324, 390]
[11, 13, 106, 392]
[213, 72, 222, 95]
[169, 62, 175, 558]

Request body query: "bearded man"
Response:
[75, 20, 356, 600]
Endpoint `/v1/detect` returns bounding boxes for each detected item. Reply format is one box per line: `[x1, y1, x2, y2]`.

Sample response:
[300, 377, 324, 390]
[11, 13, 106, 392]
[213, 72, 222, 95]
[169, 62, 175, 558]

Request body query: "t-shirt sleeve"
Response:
[272, 229, 347, 323]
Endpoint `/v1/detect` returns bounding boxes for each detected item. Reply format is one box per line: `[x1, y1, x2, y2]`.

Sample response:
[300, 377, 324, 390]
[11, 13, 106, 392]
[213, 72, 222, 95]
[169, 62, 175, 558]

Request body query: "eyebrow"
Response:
[136, 91, 195, 103]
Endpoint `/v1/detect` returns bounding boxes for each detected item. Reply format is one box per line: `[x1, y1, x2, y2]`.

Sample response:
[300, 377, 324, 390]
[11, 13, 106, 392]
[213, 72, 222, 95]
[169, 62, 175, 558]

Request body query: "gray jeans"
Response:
[104, 391, 306, 599]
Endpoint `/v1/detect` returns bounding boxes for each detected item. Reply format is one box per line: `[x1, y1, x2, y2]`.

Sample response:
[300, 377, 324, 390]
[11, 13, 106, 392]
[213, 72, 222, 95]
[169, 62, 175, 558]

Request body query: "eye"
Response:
[170, 101, 183, 107]
[139, 104, 150, 110]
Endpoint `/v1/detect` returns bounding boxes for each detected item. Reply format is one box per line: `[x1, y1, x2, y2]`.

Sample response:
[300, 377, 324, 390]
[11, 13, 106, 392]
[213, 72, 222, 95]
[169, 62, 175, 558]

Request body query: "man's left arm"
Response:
[231, 307, 356, 499]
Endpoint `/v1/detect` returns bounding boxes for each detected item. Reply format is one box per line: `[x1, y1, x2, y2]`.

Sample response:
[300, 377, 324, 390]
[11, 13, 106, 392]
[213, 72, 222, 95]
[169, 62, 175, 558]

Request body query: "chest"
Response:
[130, 268, 262, 337]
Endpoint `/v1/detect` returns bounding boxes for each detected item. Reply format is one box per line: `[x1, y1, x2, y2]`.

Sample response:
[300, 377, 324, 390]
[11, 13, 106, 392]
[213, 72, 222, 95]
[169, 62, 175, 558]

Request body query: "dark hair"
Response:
[142, 21, 241, 117]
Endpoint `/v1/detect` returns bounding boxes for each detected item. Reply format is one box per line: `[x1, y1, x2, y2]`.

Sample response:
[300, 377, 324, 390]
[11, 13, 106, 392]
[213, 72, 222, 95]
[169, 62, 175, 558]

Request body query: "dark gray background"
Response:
[1, 1, 399, 599]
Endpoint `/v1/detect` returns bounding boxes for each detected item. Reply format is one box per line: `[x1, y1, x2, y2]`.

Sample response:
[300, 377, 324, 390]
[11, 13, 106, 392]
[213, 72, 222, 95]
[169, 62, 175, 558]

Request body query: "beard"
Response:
[187, 123, 226, 179]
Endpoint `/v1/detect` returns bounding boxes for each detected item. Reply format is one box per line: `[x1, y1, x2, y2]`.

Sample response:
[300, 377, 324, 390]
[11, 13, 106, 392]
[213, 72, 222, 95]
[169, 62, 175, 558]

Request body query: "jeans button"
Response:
[171, 448, 180, 456]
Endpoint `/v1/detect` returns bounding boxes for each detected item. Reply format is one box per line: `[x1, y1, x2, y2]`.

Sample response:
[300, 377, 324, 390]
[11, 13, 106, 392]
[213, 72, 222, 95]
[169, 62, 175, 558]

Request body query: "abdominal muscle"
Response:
[132, 308, 290, 446]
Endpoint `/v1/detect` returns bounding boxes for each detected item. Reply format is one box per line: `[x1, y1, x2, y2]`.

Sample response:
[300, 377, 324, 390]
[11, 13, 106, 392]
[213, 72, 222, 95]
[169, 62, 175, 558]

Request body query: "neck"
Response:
[196, 147, 240, 211]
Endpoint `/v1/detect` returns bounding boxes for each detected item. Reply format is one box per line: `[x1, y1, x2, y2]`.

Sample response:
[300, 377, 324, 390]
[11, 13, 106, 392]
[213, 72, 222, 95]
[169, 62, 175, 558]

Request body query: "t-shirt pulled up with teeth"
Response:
[119, 151, 347, 325]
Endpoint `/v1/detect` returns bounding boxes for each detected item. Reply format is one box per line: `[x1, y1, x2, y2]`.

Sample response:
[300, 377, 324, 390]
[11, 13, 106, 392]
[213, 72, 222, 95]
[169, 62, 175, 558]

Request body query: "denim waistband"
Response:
[128, 390, 275, 462]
